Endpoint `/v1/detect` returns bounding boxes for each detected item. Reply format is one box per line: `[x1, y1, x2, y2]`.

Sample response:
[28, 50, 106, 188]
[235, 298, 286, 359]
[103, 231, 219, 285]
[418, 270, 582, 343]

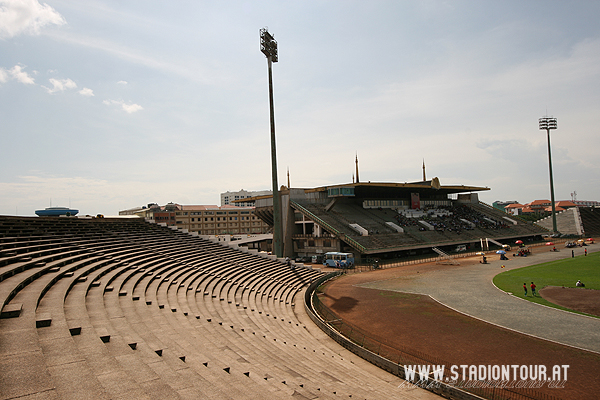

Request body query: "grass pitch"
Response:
[493, 250, 599, 314]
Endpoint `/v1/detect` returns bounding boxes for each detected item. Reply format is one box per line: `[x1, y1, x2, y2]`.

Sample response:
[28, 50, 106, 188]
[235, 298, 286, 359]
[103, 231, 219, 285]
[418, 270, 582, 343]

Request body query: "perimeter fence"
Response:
[348, 240, 568, 273]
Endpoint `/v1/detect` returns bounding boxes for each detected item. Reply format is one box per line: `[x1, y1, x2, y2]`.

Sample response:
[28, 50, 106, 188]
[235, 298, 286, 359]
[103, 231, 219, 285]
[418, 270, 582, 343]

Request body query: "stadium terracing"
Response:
[251, 177, 549, 260]
[2, 215, 437, 399]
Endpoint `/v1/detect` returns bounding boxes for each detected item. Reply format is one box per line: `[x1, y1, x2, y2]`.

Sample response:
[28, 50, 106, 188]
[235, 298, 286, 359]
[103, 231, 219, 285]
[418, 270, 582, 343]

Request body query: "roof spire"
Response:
[287, 167, 290, 188]
[422, 159, 426, 181]
[355, 153, 360, 184]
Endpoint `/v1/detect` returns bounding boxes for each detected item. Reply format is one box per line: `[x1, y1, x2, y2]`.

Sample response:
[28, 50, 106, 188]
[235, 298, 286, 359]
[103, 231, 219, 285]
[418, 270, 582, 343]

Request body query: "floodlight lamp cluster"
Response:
[539, 117, 557, 130]
[260, 28, 278, 62]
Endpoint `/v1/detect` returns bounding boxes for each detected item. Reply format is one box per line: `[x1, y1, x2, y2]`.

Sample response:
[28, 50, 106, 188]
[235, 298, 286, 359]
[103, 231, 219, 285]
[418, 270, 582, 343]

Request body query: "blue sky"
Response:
[1, 0, 599, 216]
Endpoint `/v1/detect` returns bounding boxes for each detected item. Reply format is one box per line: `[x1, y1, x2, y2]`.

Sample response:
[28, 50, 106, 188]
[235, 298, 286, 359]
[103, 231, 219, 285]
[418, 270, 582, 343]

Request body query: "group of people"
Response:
[523, 282, 536, 296]
[514, 248, 530, 257]
[394, 205, 509, 234]
[570, 248, 587, 257]
[523, 280, 586, 297]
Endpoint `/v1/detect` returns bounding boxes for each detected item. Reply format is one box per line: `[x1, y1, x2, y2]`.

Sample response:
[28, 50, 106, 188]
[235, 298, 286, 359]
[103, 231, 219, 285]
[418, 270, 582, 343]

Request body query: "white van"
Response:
[454, 245, 467, 252]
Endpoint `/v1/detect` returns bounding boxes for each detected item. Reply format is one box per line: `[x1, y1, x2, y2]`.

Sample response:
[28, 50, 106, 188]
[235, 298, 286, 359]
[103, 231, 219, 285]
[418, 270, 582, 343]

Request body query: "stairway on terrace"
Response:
[293, 201, 352, 236]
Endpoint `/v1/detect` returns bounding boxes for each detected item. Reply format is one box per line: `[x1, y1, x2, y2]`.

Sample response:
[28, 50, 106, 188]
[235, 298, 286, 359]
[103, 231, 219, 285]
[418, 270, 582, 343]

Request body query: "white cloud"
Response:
[43, 77, 76, 93]
[78, 87, 94, 96]
[103, 99, 143, 113]
[122, 102, 143, 113]
[8, 64, 35, 84]
[117, 80, 127, 85]
[0, 0, 66, 38]
[0, 68, 7, 83]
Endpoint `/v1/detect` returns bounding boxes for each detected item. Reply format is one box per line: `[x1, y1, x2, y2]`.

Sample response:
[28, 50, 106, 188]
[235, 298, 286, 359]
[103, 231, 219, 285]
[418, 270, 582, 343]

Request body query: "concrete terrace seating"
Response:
[0, 216, 424, 400]
[579, 207, 600, 236]
[293, 198, 548, 253]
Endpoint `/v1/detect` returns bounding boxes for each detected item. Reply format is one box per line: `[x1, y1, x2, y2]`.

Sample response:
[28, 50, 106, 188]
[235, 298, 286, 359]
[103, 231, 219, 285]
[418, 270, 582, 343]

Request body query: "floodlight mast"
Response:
[539, 116, 558, 234]
[260, 28, 283, 258]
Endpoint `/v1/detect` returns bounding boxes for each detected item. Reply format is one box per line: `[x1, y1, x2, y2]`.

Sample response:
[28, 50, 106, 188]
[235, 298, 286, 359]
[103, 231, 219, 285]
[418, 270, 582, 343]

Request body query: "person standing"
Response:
[523, 283, 528, 296]
[585, 248, 587, 256]
[531, 282, 536, 297]
[572, 250, 575, 258]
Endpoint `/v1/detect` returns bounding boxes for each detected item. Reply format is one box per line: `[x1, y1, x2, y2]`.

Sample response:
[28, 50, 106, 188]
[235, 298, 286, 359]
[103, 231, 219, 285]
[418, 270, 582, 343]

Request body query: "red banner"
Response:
[411, 193, 420, 209]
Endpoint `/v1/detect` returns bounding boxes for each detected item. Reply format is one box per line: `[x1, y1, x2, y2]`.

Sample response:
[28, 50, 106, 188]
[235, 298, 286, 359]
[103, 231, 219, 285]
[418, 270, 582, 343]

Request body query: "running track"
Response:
[356, 246, 600, 353]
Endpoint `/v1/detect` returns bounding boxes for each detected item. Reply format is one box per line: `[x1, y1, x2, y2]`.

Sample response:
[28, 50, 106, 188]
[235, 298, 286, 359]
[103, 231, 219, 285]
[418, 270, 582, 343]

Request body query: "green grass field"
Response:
[493, 250, 600, 315]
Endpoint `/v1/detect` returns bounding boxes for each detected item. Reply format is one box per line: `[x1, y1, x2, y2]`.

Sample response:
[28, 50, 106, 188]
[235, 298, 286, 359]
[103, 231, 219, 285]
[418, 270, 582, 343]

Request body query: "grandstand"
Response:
[252, 180, 548, 261]
[578, 207, 600, 236]
[0, 215, 428, 400]
[534, 206, 600, 237]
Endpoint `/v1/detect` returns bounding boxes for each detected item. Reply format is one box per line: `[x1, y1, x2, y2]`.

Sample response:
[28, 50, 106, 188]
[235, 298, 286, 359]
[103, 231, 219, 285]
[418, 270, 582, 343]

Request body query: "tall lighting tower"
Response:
[539, 116, 558, 234]
[260, 27, 283, 257]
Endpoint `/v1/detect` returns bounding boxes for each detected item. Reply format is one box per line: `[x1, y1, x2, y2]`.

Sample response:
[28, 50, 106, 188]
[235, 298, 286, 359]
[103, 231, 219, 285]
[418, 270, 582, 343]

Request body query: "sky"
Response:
[1, 0, 600, 216]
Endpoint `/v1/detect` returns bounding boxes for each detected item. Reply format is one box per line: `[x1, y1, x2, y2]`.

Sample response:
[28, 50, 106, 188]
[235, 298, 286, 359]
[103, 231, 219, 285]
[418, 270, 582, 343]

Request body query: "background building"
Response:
[504, 203, 525, 216]
[507, 200, 581, 215]
[221, 189, 272, 207]
[492, 200, 519, 212]
[120, 203, 269, 235]
[572, 200, 600, 207]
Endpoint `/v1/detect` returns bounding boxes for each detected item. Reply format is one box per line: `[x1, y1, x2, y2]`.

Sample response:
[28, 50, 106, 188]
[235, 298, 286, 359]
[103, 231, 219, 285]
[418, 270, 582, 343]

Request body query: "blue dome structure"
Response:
[35, 207, 79, 217]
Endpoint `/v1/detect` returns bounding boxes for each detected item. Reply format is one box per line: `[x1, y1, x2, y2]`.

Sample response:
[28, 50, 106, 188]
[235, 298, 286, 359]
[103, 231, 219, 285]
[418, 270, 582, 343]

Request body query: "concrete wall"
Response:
[456, 193, 479, 204]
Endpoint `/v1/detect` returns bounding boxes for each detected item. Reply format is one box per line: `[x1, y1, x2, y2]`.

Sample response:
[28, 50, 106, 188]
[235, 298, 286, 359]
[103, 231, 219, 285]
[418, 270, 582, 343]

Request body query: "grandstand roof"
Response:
[307, 178, 490, 196]
[238, 178, 489, 204]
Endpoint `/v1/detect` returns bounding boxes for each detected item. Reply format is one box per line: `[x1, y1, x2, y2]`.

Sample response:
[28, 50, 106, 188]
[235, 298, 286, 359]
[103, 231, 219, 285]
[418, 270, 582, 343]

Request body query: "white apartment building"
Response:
[119, 203, 269, 235]
[221, 189, 272, 207]
[174, 205, 269, 235]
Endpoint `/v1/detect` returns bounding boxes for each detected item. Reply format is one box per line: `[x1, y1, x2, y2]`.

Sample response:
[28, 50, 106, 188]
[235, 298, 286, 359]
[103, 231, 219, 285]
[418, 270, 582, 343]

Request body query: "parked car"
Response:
[311, 255, 324, 264]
